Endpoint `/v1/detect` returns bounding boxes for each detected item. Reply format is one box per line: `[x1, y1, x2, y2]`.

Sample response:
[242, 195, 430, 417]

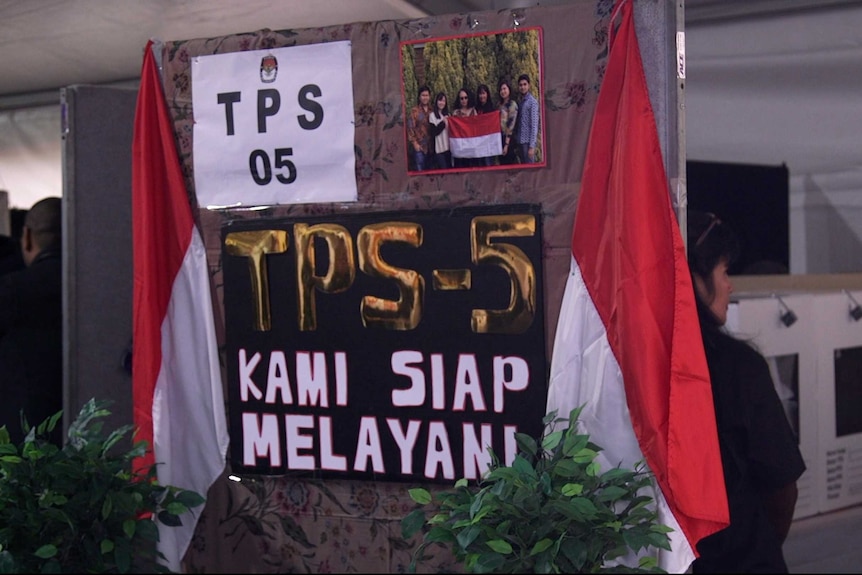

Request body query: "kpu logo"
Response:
[260, 54, 278, 83]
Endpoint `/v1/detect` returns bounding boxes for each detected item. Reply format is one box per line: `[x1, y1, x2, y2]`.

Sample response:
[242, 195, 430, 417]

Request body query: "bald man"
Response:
[0, 197, 63, 443]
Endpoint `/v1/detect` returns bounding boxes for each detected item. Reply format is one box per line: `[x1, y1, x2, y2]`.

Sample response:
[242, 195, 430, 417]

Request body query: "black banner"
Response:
[222, 204, 547, 482]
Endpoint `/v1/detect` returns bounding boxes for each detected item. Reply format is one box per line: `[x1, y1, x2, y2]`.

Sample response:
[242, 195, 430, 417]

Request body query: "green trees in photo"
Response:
[424, 40, 462, 106]
[401, 44, 418, 111]
[463, 33, 496, 99]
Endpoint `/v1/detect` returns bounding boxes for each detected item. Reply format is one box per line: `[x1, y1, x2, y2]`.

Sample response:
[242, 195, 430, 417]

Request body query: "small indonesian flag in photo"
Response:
[448, 112, 502, 159]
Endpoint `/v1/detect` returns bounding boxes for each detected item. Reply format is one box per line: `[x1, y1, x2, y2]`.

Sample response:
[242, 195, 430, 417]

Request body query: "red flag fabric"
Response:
[132, 40, 229, 571]
[546, 1, 729, 571]
[448, 112, 502, 159]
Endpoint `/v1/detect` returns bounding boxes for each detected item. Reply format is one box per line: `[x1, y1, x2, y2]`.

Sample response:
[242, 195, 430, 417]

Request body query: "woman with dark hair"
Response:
[451, 88, 476, 168]
[452, 88, 476, 118]
[428, 92, 451, 170]
[497, 78, 518, 165]
[687, 210, 805, 574]
[475, 84, 495, 115]
[474, 84, 496, 167]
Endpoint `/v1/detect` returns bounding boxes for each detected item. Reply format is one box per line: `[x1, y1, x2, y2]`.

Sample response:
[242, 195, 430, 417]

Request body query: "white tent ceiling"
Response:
[1, 0, 861, 272]
[0, 0, 430, 103]
[0, 0, 855, 102]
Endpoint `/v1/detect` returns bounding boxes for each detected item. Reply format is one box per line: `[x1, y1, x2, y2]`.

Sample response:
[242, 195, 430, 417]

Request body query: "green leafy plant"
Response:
[401, 406, 672, 573]
[0, 399, 205, 574]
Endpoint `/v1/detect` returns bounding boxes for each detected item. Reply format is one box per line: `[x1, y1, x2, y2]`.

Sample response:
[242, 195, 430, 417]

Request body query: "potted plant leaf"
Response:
[0, 399, 205, 574]
[401, 406, 672, 573]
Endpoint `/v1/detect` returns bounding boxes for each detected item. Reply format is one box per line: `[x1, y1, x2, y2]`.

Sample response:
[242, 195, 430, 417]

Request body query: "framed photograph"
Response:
[400, 26, 545, 175]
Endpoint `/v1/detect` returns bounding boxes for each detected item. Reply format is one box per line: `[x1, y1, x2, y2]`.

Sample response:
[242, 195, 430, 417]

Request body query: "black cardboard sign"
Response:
[222, 203, 547, 481]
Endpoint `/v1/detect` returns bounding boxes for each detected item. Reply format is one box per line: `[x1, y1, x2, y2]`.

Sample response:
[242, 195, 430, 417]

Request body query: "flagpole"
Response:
[629, 0, 690, 253]
[675, 0, 689, 254]
[149, 39, 164, 82]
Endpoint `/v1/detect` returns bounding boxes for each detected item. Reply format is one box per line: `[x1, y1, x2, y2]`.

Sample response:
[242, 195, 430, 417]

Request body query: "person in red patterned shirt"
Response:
[407, 85, 432, 171]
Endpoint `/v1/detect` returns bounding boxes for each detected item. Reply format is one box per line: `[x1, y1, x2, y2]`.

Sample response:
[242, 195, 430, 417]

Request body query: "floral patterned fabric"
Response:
[159, 1, 614, 571]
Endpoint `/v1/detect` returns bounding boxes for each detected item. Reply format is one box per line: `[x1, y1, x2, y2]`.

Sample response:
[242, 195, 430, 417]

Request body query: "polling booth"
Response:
[64, 1, 684, 571]
[728, 289, 862, 521]
[811, 291, 862, 514]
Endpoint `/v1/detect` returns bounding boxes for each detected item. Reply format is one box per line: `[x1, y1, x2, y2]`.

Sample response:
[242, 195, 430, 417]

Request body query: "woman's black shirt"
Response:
[693, 330, 806, 573]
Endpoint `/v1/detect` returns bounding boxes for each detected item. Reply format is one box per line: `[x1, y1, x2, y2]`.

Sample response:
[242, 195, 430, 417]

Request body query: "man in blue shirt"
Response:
[515, 74, 539, 164]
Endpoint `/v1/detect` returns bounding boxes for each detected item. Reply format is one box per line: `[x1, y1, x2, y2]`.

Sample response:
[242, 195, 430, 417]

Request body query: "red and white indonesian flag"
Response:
[448, 112, 502, 159]
[132, 40, 229, 572]
[546, 2, 729, 572]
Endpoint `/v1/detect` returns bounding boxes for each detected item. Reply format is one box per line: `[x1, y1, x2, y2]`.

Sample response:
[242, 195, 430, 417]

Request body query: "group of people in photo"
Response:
[407, 74, 540, 171]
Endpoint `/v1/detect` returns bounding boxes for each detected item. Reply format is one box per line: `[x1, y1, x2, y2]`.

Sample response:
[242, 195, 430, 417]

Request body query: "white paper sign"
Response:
[192, 42, 357, 208]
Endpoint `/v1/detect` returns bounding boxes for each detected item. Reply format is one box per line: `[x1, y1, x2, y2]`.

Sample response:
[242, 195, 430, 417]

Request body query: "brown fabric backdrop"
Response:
[159, 1, 613, 571]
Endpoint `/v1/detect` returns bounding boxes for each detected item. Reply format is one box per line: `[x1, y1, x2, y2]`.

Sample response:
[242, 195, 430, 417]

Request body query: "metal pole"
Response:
[676, 0, 688, 254]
